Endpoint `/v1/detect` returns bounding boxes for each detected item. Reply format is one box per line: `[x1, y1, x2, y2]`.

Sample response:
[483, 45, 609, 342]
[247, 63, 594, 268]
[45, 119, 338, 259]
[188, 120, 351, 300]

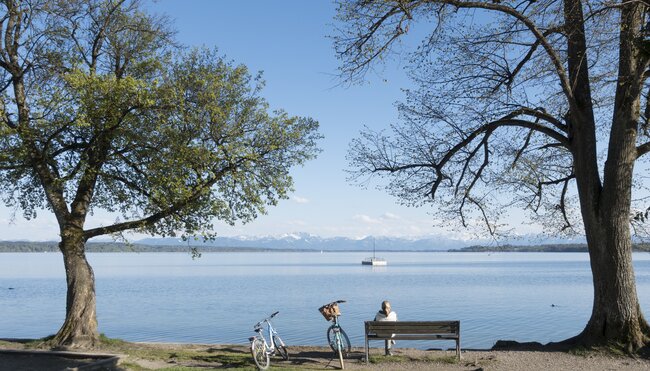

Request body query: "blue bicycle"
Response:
[249, 311, 289, 370]
[319, 300, 351, 369]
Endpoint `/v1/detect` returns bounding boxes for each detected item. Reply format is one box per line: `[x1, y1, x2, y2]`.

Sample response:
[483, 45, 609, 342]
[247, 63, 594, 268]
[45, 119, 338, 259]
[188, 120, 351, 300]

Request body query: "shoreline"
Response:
[2, 339, 650, 370]
[3, 240, 650, 253]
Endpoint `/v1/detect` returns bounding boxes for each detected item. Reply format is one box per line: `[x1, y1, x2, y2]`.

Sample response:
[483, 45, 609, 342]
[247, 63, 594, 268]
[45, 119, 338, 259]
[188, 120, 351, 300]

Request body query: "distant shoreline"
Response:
[1, 241, 650, 253]
[453, 243, 650, 253]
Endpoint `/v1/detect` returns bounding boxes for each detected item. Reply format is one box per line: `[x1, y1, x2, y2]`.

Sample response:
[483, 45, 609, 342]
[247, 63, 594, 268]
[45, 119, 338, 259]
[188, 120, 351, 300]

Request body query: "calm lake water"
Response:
[1, 252, 650, 350]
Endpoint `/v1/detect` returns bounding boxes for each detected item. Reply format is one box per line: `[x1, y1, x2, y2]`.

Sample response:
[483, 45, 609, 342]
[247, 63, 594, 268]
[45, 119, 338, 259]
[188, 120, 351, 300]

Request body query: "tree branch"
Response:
[83, 165, 235, 240]
[637, 141, 650, 158]
[435, 0, 574, 102]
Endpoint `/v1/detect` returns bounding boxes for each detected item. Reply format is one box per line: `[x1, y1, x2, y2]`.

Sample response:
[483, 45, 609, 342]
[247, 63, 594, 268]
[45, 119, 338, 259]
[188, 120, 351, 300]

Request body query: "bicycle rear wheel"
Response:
[272, 334, 289, 360]
[327, 325, 351, 358]
[250, 337, 270, 370]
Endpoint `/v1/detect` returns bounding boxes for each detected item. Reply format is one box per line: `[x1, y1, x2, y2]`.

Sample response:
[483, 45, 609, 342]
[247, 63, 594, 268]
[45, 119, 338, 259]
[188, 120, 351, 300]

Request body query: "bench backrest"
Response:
[365, 321, 460, 336]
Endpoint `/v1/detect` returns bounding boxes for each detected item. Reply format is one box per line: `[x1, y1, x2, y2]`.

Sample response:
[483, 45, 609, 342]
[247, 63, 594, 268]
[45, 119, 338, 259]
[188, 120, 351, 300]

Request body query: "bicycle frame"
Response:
[250, 311, 289, 370]
[330, 316, 344, 347]
[330, 316, 342, 336]
[254, 317, 280, 355]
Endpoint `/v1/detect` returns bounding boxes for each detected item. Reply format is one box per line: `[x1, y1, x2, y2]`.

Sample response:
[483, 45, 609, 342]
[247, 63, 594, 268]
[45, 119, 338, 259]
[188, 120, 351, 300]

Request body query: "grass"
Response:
[0, 334, 258, 370]
[368, 353, 459, 365]
[94, 336, 259, 370]
[434, 355, 460, 364]
[568, 343, 629, 358]
[99, 333, 128, 347]
[118, 359, 300, 371]
[18, 335, 55, 349]
[116, 362, 150, 371]
[119, 364, 231, 371]
[116, 346, 253, 368]
[568, 346, 592, 357]
[0, 339, 16, 347]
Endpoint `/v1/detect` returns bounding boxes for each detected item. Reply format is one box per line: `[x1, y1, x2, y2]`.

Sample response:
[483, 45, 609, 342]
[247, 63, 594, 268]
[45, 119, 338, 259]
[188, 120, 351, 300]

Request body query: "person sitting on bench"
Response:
[374, 300, 397, 355]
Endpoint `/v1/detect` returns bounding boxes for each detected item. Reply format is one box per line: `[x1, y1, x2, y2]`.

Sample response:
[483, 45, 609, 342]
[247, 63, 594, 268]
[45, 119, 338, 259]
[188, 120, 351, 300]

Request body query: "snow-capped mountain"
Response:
[136, 233, 587, 251]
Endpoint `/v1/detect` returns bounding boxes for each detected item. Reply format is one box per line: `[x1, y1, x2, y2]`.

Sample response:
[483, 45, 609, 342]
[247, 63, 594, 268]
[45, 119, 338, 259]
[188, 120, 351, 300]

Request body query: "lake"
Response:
[1, 252, 650, 350]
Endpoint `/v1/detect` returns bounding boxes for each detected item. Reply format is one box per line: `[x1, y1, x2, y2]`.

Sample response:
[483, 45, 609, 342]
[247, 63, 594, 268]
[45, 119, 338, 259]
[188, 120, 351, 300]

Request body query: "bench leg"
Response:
[365, 335, 369, 364]
[456, 339, 461, 360]
[384, 340, 389, 356]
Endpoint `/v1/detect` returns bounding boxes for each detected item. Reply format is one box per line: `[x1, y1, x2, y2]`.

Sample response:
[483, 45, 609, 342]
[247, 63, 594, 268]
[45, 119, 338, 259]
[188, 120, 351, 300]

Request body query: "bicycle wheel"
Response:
[250, 337, 270, 370]
[272, 334, 289, 360]
[327, 325, 351, 358]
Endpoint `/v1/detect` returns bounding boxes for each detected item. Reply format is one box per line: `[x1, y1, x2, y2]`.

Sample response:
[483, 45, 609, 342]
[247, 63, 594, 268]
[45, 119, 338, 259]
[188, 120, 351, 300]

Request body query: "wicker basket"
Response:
[319, 302, 340, 321]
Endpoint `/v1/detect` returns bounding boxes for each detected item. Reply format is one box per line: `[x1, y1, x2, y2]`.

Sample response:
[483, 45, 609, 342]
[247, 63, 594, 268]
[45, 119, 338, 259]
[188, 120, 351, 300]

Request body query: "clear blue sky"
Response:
[0, 0, 541, 241]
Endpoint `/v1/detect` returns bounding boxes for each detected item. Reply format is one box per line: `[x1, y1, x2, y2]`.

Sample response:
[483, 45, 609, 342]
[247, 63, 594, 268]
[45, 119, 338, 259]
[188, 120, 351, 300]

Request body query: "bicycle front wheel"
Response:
[250, 337, 270, 370]
[272, 334, 289, 360]
[327, 325, 351, 358]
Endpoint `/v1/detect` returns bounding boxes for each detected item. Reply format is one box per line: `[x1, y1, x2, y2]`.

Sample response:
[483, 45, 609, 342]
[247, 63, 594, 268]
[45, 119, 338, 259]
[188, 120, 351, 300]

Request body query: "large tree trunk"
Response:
[579, 218, 650, 351]
[559, 0, 650, 352]
[51, 232, 99, 349]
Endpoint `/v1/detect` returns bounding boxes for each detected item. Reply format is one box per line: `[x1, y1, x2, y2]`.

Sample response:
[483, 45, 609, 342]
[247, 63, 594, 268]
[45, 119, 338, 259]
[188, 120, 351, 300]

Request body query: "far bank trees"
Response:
[0, 0, 320, 348]
[335, 0, 650, 350]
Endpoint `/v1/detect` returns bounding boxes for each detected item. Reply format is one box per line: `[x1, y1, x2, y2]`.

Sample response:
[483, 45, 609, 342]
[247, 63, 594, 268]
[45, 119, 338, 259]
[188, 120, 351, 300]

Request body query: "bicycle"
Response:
[319, 300, 351, 369]
[249, 311, 289, 370]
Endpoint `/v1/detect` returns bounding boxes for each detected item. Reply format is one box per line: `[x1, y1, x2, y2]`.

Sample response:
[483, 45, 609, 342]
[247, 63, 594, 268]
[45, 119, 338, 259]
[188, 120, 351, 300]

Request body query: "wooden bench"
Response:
[364, 320, 461, 363]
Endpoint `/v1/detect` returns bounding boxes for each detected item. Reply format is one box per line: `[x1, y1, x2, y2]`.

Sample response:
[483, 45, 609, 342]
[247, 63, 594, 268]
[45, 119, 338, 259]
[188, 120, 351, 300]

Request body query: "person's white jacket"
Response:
[374, 310, 397, 322]
[374, 310, 397, 347]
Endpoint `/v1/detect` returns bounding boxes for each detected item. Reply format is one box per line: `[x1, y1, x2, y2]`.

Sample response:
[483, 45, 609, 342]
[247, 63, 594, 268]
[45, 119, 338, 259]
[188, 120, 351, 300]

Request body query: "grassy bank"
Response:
[0, 336, 465, 370]
[1, 336, 649, 370]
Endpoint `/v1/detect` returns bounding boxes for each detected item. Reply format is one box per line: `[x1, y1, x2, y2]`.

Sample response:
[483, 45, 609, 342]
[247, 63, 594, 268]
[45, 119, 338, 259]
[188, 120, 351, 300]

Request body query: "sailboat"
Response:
[361, 239, 387, 266]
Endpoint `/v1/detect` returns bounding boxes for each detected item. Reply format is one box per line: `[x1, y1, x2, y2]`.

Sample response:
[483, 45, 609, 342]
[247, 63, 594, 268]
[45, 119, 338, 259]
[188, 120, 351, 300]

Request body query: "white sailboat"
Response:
[362, 239, 387, 266]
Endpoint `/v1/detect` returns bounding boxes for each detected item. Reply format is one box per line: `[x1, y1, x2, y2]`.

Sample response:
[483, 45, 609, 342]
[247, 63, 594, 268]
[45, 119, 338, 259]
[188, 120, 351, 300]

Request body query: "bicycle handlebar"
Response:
[323, 299, 346, 307]
[254, 311, 280, 328]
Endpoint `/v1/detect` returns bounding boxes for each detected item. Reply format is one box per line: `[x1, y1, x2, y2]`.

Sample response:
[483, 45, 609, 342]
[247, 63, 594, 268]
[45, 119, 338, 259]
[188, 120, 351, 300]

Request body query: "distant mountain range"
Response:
[9, 233, 650, 252]
[135, 232, 588, 252]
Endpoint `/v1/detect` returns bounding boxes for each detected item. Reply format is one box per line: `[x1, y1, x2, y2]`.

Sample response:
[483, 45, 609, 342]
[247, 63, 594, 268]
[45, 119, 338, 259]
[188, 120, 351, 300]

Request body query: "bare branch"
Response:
[637, 141, 650, 158]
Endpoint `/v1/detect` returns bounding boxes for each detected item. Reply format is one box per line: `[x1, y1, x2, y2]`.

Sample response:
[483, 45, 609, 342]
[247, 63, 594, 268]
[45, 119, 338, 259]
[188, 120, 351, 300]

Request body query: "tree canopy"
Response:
[0, 0, 320, 241]
[337, 0, 644, 236]
[334, 0, 650, 350]
[0, 0, 320, 348]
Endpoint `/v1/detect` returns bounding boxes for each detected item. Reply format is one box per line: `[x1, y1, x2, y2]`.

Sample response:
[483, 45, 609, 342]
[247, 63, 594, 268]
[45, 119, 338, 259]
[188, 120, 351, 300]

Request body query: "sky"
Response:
[0, 0, 543, 241]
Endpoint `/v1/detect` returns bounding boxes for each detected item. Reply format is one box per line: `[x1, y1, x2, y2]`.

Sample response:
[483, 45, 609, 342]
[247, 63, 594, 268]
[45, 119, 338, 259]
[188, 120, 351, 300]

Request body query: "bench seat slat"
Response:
[368, 334, 458, 341]
[367, 321, 458, 326]
[367, 326, 457, 333]
[367, 323, 457, 328]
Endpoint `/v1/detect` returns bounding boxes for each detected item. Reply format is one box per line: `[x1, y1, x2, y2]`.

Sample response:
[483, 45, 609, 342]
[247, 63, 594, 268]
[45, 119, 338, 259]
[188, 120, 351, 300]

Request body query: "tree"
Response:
[0, 0, 320, 348]
[335, 0, 650, 351]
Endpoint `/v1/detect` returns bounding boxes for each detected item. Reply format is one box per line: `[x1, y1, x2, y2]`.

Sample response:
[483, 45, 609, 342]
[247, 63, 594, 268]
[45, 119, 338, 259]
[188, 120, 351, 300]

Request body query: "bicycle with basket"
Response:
[319, 300, 351, 369]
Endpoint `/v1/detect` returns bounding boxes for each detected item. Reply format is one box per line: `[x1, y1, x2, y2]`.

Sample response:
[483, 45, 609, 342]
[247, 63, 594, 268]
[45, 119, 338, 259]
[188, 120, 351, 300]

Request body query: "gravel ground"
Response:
[2, 341, 650, 370]
[0, 350, 118, 371]
[0, 353, 98, 371]
[275, 346, 650, 371]
[114, 344, 650, 370]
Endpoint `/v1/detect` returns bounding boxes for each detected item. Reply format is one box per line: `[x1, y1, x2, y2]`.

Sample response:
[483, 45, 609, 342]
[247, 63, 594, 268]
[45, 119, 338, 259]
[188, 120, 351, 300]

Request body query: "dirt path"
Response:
[2, 340, 650, 370]
[117, 344, 650, 371]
